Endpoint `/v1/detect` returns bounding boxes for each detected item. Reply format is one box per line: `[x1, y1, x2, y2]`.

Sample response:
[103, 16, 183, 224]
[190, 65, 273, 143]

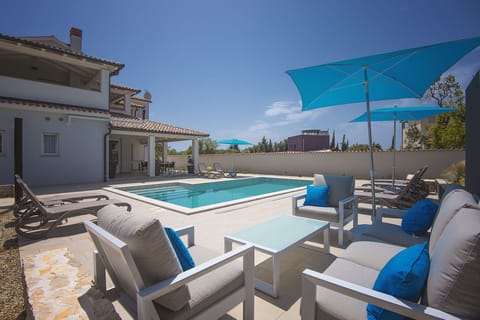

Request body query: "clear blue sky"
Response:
[2, 0, 480, 151]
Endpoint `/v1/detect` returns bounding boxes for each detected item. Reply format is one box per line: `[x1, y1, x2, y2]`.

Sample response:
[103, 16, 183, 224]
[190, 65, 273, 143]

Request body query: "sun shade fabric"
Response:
[303, 185, 329, 207]
[367, 242, 430, 320]
[286, 37, 480, 111]
[351, 106, 456, 122]
[401, 199, 439, 236]
[164, 227, 196, 271]
[97, 204, 190, 311]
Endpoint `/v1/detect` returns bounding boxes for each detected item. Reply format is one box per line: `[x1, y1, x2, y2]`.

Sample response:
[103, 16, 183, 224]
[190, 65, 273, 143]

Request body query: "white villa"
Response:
[0, 28, 208, 187]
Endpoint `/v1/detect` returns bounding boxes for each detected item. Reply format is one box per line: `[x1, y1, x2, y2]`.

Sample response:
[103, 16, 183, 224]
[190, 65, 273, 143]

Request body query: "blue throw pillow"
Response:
[401, 199, 439, 235]
[164, 227, 195, 271]
[303, 185, 329, 207]
[367, 242, 430, 320]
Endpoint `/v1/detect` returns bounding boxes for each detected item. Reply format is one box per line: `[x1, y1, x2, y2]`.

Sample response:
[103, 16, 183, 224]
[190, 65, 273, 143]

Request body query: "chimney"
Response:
[69, 27, 82, 52]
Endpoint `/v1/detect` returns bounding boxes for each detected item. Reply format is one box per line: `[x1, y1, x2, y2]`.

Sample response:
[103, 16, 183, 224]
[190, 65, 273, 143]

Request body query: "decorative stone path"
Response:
[22, 248, 93, 319]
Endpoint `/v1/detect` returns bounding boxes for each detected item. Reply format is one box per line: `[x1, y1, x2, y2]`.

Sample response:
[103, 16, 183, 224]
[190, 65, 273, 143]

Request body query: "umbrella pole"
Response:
[364, 68, 377, 219]
[392, 115, 397, 188]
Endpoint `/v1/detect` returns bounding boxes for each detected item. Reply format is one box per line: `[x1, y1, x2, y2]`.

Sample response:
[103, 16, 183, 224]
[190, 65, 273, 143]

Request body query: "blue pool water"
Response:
[118, 177, 311, 209]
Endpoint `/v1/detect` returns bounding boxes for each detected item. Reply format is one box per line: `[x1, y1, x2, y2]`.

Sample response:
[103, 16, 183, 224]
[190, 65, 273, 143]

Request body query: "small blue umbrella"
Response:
[287, 36, 480, 216]
[351, 105, 456, 186]
[218, 139, 252, 172]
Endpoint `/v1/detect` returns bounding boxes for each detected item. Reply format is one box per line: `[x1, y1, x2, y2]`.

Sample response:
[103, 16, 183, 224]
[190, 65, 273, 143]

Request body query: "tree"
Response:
[341, 134, 349, 151]
[404, 125, 425, 150]
[330, 130, 336, 150]
[424, 75, 465, 149]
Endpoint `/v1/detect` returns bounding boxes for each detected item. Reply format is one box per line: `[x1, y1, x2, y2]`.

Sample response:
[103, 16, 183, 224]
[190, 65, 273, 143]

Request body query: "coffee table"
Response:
[224, 215, 330, 298]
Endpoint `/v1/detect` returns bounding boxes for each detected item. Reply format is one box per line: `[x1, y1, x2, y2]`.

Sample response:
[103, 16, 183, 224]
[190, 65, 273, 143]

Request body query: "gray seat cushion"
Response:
[311, 258, 377, 320]
[349, 223, 428, 248]
[155, 245, 244, 320]
[97, 204, 190, 312]
[426, 207, 480, 318]
[313, 174, 355, 207]
[339, 241, 405, 271]
[295, 205, 353, 223]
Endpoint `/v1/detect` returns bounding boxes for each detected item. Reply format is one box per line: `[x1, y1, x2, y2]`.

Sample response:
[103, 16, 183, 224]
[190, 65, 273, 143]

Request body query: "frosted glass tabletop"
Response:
[226, 215, 329, 253]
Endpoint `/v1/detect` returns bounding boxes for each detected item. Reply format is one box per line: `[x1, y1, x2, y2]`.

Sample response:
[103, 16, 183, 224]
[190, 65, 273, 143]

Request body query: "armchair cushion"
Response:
[314, 174, 354, 207]
[367, 242, 430, 320]
[164, 227, 195, 271]
[97, 205, 190, 312]
[303, 185, 329, 207]
[401, 199, 438, 236]
[426, 208, 480, 318]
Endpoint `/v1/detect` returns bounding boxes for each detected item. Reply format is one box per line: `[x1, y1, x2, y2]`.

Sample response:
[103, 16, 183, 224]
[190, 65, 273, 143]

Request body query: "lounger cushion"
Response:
[426, 208, 480, 318]
[428, 188, 477, 252]
[164, 227, 195, 271]
[401, 199, 438, 235]
[313, 174, 354, 207]
[312, 258, 378, 320]
[367, 242, 429, 320]
[348, 223, 428, 248]
[155, 245, 244, 320]
[304, 185, 329, 207]
[97, 205, 190, 312]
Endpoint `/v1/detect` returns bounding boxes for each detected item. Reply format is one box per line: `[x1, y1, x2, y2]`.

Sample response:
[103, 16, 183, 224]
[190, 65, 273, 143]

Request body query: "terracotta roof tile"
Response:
[0, 97, 110, 116]
[0, 33, 124, 72]
[110, 113, 209, 137]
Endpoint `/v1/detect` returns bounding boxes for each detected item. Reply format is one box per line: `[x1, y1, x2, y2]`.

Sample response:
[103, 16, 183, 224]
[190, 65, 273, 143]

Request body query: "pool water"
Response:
[118, 177, 311, 209]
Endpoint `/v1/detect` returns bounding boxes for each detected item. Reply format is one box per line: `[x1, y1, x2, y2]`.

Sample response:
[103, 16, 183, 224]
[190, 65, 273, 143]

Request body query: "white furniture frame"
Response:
[301, 269, 460, 320]
[224, 216, 330, 298]
[84, 220, 255, 320]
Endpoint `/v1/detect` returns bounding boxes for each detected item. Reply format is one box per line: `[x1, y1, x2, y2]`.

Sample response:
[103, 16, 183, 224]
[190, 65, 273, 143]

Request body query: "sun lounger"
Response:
[198, 162, 223, 178]
[14, 175, 131, 239]
[213, 162, 237, 177]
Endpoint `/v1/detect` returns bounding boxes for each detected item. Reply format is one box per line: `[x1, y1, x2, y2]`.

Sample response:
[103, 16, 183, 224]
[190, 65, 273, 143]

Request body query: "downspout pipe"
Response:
[104, 125, 111, 182]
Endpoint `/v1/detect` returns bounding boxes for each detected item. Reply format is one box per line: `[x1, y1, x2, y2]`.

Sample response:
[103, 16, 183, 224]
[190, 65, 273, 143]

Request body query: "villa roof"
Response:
[110, 113, 209, 137]
[110, 83, 141, 94]
[0, 97, 110, 116]
[0, 33, 124, 73]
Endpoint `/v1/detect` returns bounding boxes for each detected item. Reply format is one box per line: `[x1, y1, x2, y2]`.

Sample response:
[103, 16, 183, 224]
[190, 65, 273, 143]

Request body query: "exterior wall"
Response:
[170, 150, 464, 180]
[0, 69, 110, 109]
[287, 134, 329, 151]
[466, 71, 480, 195]
[0, 107, 108, 186]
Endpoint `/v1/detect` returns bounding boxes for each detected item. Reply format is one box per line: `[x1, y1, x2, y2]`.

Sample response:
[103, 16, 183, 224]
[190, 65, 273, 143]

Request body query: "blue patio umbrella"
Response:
[286, 36, 480, 216]
[351, 105, 455, 187]
[218, 139, 253, 172]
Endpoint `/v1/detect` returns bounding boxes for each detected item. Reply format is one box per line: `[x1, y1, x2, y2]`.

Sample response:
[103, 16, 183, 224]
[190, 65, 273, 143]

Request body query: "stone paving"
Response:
[15, 175, 389, 319]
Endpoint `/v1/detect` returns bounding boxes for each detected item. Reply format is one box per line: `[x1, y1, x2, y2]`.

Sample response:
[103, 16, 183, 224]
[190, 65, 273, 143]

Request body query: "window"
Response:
[42, 133, 58, 155]
[0, 130, 4, 154]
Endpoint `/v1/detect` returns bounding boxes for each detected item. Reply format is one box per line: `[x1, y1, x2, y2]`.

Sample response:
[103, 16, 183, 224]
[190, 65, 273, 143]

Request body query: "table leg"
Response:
[323, 227, 330, 253]
[272, 254, 280, 298]
[224, 238, 233, 253]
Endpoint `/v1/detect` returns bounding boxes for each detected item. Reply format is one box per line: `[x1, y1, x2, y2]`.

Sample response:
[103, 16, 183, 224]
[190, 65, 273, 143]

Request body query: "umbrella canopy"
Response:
[217, 139, 253, 146]
[286, 36, 480, 217]
[351, 105, 455, 186]
[217, 139, 252, 172]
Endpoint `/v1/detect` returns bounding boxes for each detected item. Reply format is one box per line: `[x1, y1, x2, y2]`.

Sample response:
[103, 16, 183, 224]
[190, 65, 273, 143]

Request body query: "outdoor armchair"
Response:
[299, 187, 480, 320]
[198, 162, 223, 178]
[292, 174, 358, 247]
[84, 204, 254, 320]
[213, 162, 237, 177]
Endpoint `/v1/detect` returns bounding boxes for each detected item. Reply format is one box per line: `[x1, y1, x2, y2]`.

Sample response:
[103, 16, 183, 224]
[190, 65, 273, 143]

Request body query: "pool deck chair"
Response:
[84, 205, 254, 320]
[198, 162, 223, 178]
[213, 162, 237, 177]
[14, 174, 111, 218]
[292, 174, 358, 247]
[14, 175, 131, 239]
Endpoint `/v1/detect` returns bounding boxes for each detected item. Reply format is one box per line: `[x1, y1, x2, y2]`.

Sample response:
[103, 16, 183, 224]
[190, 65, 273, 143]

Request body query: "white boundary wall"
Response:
[170, 150, 464, 179]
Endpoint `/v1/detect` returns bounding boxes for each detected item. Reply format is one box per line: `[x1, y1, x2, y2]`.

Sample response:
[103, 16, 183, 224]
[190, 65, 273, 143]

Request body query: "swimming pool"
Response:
[109, 177, 311, 214]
